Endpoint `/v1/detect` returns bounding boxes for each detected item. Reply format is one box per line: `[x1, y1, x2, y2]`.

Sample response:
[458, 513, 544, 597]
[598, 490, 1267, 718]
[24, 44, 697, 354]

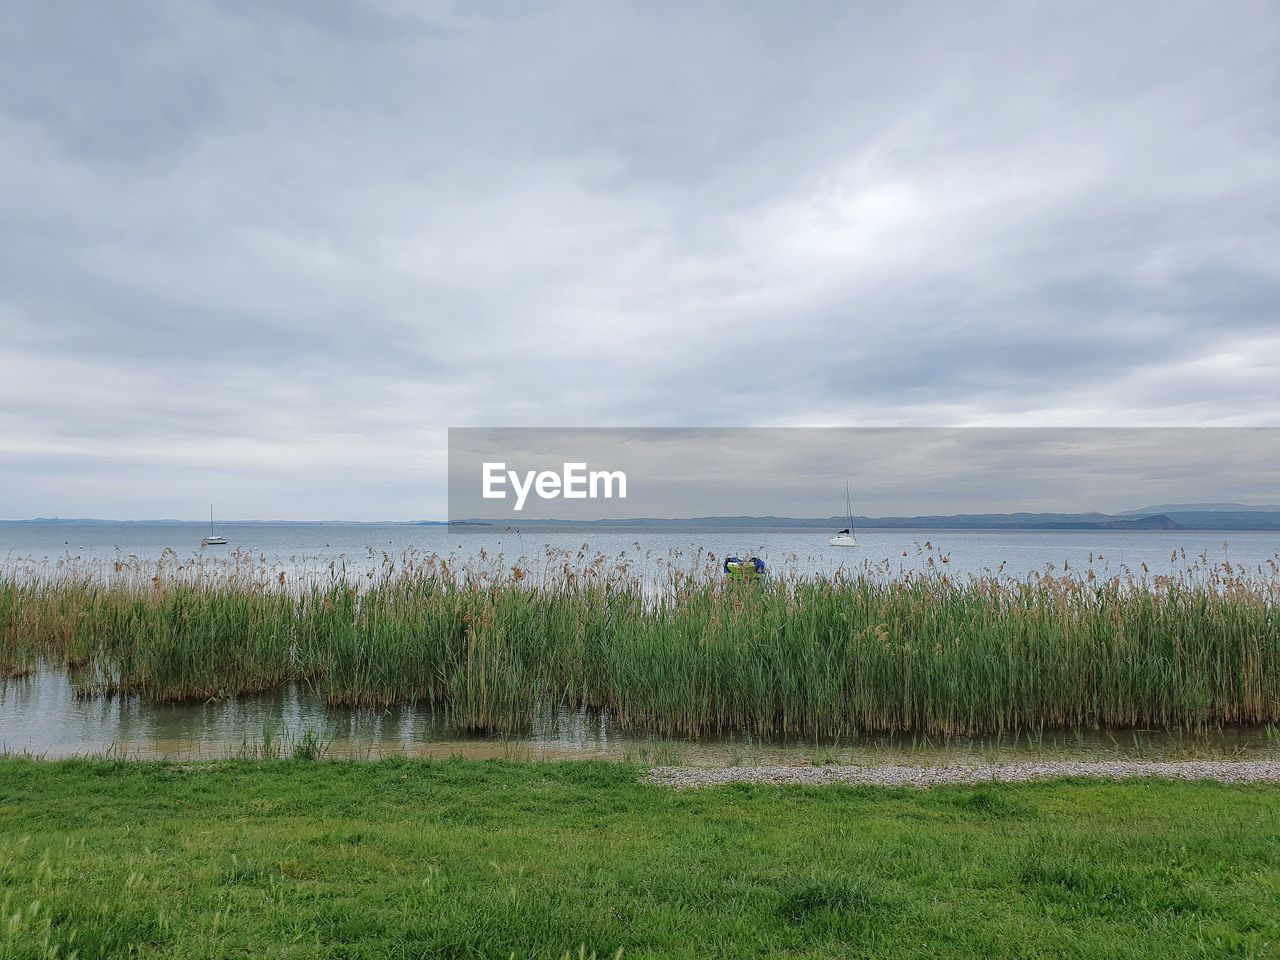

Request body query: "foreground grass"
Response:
[0, 759, 1277, 958]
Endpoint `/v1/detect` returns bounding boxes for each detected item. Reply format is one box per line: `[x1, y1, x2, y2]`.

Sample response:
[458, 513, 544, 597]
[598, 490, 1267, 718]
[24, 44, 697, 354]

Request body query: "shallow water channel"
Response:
[4, 666, 1279, 765]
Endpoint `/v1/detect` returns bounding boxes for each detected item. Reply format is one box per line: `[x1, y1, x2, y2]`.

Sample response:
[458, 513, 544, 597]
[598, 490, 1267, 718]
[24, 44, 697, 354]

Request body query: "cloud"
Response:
[1, 1, 1278, 519]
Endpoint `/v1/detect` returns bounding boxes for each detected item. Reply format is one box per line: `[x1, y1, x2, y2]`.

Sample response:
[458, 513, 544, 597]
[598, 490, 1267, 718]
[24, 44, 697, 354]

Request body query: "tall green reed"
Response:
[2, 548, 1277, 738]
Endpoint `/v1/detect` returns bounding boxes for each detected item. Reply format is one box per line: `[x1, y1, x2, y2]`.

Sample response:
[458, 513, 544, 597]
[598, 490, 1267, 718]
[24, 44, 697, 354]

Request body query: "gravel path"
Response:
[648, 760, 1280, 789]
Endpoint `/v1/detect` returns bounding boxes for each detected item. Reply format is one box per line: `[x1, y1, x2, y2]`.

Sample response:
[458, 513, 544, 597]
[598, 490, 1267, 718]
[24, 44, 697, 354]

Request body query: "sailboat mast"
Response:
[845, 482, 854, 531]
[210, 504, 214, 536]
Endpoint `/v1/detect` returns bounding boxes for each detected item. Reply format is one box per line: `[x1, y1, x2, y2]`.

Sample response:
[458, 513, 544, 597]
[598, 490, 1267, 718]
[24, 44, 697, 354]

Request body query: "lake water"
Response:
[4, 666, 1278, 764]
[5, 522, 1279, 762]
[4, 522, 1280, 583]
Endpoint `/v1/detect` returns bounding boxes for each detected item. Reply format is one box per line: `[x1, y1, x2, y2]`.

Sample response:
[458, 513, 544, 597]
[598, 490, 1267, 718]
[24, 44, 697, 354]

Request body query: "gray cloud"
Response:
[1, 1, 1278, 519]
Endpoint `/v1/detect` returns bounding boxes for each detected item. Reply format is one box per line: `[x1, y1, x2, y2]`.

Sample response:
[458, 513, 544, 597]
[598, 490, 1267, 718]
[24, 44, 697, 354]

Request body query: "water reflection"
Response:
[4, 667, 1278, 765]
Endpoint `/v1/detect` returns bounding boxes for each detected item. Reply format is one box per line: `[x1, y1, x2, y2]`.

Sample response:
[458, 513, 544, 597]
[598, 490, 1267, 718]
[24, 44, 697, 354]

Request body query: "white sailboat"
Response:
[201, 505, 228, 546]
[828, 482, 857, 547]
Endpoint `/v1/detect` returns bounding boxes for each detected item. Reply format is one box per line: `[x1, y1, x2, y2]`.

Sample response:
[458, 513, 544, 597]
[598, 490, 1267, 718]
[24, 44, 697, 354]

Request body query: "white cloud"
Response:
[1, 0, 1278, 518]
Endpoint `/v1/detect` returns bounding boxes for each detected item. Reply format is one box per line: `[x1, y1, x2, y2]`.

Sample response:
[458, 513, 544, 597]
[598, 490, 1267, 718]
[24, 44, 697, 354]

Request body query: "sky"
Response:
[2, 1, 1278, 520]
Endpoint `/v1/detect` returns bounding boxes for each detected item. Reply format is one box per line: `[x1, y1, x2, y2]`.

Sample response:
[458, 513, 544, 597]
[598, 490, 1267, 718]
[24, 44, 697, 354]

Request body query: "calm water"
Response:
[4, 666, 1278, 764]
[4, 522, 1279, 762]
[4, 521, 1280, 582]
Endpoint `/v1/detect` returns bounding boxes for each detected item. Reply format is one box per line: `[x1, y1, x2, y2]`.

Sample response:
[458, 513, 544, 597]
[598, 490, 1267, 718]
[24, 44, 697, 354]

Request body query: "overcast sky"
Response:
[2, 1, 1278, 520]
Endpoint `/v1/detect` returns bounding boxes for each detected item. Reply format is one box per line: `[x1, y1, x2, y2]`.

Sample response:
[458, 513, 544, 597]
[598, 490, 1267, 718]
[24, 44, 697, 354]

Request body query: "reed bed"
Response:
[2, 548, 1278, 738]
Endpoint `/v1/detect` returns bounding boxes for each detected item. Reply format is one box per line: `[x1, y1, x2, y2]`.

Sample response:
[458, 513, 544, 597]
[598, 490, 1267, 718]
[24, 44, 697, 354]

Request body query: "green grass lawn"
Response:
[0, 760, 1277, 959]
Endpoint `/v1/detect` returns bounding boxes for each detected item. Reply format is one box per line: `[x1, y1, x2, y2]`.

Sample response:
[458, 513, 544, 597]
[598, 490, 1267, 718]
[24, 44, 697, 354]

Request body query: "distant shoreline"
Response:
[5, 507, 1280, 533]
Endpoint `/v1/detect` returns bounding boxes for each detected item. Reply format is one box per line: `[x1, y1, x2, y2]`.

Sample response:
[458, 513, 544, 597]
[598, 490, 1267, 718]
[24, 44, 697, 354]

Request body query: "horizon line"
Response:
[5, 503, 1280, 526]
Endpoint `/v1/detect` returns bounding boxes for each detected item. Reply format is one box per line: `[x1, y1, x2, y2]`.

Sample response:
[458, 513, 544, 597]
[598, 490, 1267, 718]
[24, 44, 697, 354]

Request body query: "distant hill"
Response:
[1030, 514, 1181, 531]
[1121, 502, 1280, 514]
[1151, 511, 1280, 531]
[450, 511, 1280, 531]
[9, 508, 1280, 531]
[448, 512, 1121, 530]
